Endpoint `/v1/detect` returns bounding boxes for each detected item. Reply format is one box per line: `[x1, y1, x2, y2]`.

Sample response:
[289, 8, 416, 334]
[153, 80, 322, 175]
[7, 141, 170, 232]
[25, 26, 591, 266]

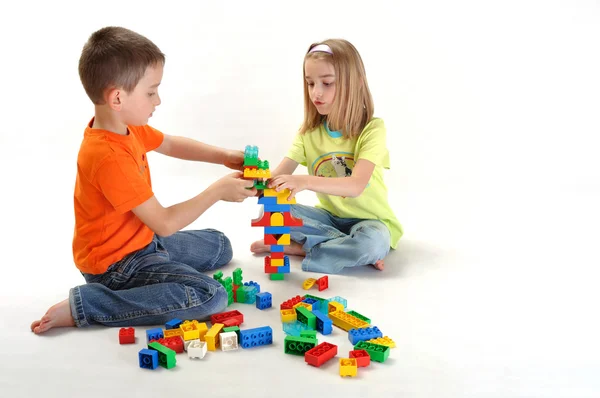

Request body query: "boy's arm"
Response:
[155, 134, 243, 170]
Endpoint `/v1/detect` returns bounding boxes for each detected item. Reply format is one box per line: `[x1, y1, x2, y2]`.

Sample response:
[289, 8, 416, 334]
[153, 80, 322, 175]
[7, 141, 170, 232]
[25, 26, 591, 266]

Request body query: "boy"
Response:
[31, 26, 256, 334]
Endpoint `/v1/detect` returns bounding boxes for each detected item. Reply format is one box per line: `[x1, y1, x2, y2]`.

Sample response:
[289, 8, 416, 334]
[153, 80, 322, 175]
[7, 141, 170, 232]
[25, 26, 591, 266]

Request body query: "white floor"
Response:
[2, 185, 599, 398]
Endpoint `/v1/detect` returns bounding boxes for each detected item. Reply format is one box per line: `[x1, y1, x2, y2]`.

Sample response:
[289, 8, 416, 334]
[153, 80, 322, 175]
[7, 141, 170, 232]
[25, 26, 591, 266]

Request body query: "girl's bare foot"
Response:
[250, 240, 306, 257]
[30, 298, 76, 334]
[372, 259, 385, 271]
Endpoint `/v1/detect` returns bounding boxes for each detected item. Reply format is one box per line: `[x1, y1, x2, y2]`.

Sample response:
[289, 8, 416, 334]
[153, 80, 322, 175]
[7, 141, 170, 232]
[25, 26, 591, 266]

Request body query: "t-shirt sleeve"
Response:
[285, 132, 307, 166]
[94, 154, 154, 214]
[356, 118, 390, 169]
[137, 125, 164, 152]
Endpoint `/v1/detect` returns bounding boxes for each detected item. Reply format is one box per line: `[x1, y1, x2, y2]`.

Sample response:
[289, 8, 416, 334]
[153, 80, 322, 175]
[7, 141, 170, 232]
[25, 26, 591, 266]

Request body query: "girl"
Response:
[251, 39, 402, 274]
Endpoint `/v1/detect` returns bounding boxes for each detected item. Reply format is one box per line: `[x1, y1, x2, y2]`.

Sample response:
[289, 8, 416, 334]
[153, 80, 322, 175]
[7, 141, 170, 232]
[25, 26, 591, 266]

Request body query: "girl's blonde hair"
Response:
[300, 39, 374, 138]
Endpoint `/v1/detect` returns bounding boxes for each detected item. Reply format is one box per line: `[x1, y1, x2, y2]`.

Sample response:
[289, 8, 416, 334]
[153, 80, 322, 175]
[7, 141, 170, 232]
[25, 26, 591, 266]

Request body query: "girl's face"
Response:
[304, 58, 336, 115]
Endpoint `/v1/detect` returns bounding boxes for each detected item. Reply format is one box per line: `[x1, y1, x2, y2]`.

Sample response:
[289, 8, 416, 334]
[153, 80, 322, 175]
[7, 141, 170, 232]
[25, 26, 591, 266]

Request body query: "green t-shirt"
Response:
[286, 118, 403, 249]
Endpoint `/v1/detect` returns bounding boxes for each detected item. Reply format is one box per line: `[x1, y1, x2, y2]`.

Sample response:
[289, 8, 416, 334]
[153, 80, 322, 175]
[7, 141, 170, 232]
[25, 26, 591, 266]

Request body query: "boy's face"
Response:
[304, 58, 336, 115]
[120, 64, 163, 126]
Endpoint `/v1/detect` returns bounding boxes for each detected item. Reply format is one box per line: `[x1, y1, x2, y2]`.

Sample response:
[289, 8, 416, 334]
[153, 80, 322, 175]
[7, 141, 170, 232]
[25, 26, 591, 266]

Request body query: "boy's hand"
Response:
[211, 171, 257, 202]
[224, 150, 245, 171]
[269, 175, 308, 200]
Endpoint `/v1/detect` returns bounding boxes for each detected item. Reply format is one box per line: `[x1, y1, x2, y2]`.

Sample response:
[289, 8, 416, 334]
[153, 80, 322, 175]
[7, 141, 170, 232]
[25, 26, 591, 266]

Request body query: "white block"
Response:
[184, 338, 200, 352]
[188, 340, 207, 359]
[219, 332, 239, 351]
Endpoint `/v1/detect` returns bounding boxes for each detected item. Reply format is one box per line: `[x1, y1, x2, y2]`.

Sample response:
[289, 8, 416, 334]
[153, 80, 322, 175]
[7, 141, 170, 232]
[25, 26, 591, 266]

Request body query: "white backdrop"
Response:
[1, 1, 599, 396]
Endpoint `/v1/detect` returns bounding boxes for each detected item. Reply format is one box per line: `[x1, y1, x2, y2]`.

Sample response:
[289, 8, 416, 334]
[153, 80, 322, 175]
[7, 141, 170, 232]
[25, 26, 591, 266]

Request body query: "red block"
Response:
[119, 327, 135, 344]
[283, 212, 303, 226]
[251, 211, 272, 227]
[210, 310, 244, 326]
[280, 295, 303, 310]
[149, 336, 184, 353]
[317, 275, 329, 291]
[221, 317, 242, 327]
[271, 252, 285, 260]
[349, 349, 371, 367]
[305, 342, 338, 367]
[264, 234, 278, 245]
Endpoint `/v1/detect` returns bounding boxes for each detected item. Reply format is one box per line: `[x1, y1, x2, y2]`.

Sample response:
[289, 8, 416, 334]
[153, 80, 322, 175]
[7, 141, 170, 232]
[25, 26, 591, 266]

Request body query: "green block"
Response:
[346, 310, 371, 324]
[300, 330, 317, 340]
[258, 160, 270, 170]
[148, 342, 177, 369]
[254, 180, 269, 190]
[233, 268, 243, 286]
[213, 271, 223, 282]
[270, 273, 285, 281]
[296, 307, 316, 329]
[354, 340, 390, 363]
[227, 291, 234, 306]
[284, 336, 317, 356]
[236, 288, 246, 303]
[223, 326, 241, 340]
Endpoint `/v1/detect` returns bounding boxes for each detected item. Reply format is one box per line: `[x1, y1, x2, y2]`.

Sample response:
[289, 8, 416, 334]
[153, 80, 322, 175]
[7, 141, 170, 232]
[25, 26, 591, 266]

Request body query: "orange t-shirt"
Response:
[72, 119, 164, 274]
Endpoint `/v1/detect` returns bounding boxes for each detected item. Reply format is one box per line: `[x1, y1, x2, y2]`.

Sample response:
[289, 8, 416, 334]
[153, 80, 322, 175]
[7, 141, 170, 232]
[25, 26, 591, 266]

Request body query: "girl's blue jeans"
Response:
[69, 229, 231, 327]
[290, 204, 391, 274]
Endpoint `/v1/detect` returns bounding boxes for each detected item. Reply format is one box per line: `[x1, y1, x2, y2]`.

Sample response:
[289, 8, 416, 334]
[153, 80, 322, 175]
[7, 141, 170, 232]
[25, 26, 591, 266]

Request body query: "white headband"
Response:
[308, 44, 333, 55]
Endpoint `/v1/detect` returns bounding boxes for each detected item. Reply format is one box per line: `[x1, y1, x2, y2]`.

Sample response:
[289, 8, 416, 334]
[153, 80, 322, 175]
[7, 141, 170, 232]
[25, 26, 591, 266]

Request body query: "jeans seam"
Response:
[69, 286, 88, 327]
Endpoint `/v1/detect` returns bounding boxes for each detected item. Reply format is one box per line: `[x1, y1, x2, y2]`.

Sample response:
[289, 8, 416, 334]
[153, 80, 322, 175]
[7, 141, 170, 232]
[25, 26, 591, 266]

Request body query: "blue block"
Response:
[165, 318, 182, 330]
[138, 348, 159, 369]
[264, 226, 291, 234]
[146, 328, 164, 342]
[312, 309, 333, 335]
[256, 292, 272, 310]
[264, 204, 291, 212]
[242, 286, 258, 304]
[258, 196, 278, 205]
[243, 281, 261, 293]
[348, 326, 383, 345]
[270, 245, 284, 252]
[277, 257, 290, 273]
[282, 320, 311, 336]
[239, 326, 273, 348]
[302, 297, 319, 307]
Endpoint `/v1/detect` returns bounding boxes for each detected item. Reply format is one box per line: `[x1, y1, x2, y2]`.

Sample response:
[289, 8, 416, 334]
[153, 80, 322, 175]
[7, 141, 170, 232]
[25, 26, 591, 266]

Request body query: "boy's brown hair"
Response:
[300, 39, 374, 139]
[78, 27, 165, 105]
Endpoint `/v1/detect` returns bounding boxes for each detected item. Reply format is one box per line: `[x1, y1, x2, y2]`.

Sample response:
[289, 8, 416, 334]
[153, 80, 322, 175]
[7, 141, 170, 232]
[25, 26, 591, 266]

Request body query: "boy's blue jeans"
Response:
[69, 229, 231, 327]
[290, 204, 391, 274]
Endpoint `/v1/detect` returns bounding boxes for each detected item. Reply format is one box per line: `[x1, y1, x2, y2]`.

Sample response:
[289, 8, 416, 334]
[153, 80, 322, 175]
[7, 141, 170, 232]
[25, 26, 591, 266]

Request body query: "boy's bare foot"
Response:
[250, 240, 306, 257]
[31, 299, 76, 334]
[372, 259, 385, 271]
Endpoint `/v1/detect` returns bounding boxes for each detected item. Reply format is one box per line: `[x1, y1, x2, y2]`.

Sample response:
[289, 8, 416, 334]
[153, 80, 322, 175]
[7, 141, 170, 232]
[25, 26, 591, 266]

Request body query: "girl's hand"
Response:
[269, 175, 308, 200]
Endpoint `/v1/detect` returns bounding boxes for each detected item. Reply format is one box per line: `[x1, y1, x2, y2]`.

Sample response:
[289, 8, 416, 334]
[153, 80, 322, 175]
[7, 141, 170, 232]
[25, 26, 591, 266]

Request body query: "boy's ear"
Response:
[105, 88, 123, 111]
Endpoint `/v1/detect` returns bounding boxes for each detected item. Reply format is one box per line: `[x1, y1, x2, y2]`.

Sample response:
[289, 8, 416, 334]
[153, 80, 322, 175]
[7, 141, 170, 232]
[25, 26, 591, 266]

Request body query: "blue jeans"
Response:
[69, 229, 231, 327]
[290, 204, 391, 274]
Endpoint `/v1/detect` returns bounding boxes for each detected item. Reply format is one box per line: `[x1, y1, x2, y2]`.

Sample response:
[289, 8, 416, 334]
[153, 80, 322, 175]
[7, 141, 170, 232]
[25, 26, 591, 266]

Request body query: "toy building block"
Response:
[270, 251, 285, 260]
[221, 317, 242, 327]
[187, 340, 207, 359]
[223, 326, 241, 340]
[219, 331, 239, 351]
[349, 349, 371, 367]
[367, 336, 396, 348]
[139, 348, 159, 370]
[282, 211, 303, 226]
[270, 273, 285, 281]
[302, 278, 317, 290]
[281, 295, 304, 310]
[233, 267, 243, 285]
[312, 309, 333, 335]
[205, 323, 225, 351]
[165, 318, 183, 330]
[346, 310, 371, 324]
[146, 328, 163, 343]
[241, 285, 258, 304]
[300, 330, 317, 340]
[184, 338, 198, 352]
[280, 308, 297, 323]
[256, 292, 272, 309]
[164, 328, 183, 338]
[283, 320, 311, 337]
[263, 188, 297, 205]
[328, 301, 345, 314]
[264, 203, 291, 212]
[149, 336, 184, 354]
[296, 306, 317, 330]
[327, 296, 347, 309]
[348, 326, 383, 345]
[148, 341, 177, 369]
[271, 258, 284, 266]
[244, 167, 271, 179]
[305, 342, 338, 367]
[243, 281, 261, 293]
[243, 145, 259, 167]
[302, 297, 319, 309]
[251, 211, 272, 227]
[317, 275, 328, 291]
[213, 271, 223, 283]
[284, 335, 317, 356]
[264, 226, 291, 235]
[270, 245, 284, 252]
[329, 311, 369, 332]
[180, 320, 206, 341]
[304, 294, 326, 305]
[239, 326, 273, 348]
[294, 301, 313, 312]
[119, 327, 135, 344]
[210, 310, 244, 326]
[339, 358, 358, 377]
[354, 340, 391, 363]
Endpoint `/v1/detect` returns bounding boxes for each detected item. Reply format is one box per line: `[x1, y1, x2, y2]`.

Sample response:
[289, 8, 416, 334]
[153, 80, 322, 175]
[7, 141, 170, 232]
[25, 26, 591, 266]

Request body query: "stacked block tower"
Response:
[244, 145, 303, 281]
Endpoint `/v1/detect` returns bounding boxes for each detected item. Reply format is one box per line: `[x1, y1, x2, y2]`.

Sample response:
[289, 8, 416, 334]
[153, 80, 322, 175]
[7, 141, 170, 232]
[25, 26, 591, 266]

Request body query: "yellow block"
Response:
[205, 323, 224, 351]
[244, 168, 271, 179]
[328, 301, 344, 314]
[329, 311, 369, 331]
[293, 302, 312, 311]
[302, 278, 317, 290]
[271, 258, 284, 266]
[280, 309, 297, 323]
[164, 328, 183, 338]
[367, 336, 396, 348]
[270, 213, 284, 226]
[339, 358, 358, 377]
[277, 234, 290, 245]
[180, 320, 202, 341]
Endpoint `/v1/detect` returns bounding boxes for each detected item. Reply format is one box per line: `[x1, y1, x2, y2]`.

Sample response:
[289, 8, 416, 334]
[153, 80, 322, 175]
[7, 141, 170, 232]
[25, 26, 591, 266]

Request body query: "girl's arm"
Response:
[270, 159, 376, 199]
[271, 157, 300, 178]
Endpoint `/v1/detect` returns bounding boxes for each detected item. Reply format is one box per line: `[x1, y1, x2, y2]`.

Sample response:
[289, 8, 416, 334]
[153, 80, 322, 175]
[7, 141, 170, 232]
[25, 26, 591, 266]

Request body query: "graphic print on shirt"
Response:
[312, 152, 355, 178]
